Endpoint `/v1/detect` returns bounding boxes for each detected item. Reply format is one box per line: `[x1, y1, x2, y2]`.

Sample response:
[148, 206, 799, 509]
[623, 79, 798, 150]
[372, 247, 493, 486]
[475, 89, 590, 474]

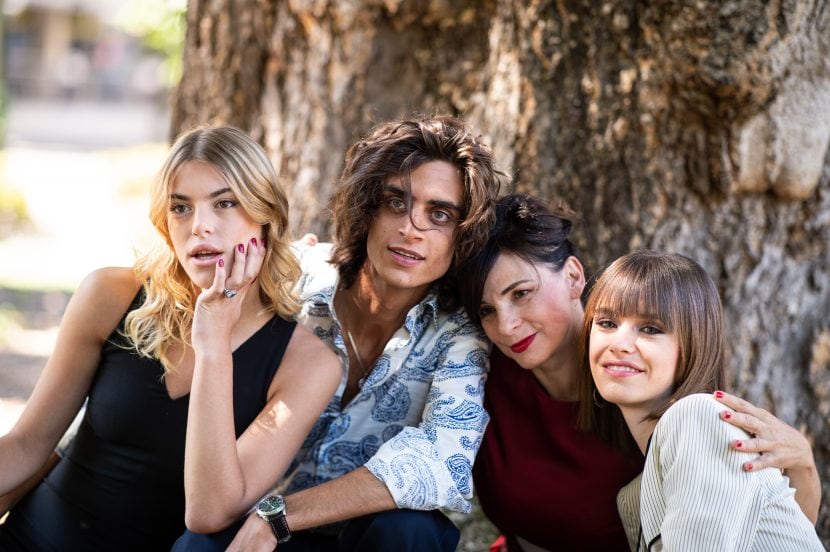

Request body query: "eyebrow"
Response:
[383, 184, 462, 213]
[500, 279, 534, 296]
[170, 187, 233, 201]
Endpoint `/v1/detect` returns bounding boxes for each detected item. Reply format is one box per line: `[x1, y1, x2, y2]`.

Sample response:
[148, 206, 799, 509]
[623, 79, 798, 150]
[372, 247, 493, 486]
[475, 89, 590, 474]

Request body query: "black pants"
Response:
[171, 509, 460, 552]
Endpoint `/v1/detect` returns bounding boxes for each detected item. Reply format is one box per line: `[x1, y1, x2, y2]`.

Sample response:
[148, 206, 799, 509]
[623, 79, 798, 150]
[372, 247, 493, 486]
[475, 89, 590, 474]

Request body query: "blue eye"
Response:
[431, 209, 453, 224]
[595, 319, 617, 329]
[641, 325, 664, 335]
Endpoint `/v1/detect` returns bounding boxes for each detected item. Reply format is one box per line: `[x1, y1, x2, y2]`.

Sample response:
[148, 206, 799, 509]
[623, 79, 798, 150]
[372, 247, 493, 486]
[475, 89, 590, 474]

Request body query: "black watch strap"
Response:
[266, 512, 291, 544]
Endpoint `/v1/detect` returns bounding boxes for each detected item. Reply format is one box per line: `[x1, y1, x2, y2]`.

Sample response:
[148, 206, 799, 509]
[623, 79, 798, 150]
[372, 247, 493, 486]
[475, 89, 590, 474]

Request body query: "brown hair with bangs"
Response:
[576, 250, 728, 451]
[329, 115, 503, 311]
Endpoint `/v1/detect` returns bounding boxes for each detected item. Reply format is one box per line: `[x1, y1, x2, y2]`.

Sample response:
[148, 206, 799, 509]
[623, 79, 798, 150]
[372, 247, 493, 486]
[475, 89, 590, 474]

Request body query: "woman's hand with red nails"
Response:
[191, 237, 267, 354]
[713, 390, 820, 524]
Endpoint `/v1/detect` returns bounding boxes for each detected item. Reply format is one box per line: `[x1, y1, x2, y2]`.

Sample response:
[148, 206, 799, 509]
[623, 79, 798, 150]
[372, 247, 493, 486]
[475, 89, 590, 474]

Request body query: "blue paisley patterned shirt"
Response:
[280, 243, 490, 513]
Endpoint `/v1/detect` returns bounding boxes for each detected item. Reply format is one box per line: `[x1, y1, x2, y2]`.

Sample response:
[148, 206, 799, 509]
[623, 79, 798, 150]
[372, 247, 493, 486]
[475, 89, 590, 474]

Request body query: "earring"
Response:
[593, 388, 606, 408]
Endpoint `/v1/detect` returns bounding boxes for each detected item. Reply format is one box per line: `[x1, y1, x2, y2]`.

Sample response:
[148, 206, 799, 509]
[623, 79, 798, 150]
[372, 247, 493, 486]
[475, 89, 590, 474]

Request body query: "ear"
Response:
[563, 256, 586, 300]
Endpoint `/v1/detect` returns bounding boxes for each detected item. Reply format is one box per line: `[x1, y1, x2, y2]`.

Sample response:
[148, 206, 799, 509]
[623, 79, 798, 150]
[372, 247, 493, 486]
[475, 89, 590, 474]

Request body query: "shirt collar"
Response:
[312, 274, 442, 335]
[405, 291, 441, 332]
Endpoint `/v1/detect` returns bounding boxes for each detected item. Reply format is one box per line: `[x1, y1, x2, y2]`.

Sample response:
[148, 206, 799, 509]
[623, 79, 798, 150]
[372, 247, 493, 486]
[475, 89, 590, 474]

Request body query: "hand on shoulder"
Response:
[658, 393, 750, 449]
[712, 390, 816, 472]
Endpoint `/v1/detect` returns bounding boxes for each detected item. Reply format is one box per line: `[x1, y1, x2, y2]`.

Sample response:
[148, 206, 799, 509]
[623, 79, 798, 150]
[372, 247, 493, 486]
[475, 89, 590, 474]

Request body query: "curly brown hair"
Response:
[329, 115, 503, 310]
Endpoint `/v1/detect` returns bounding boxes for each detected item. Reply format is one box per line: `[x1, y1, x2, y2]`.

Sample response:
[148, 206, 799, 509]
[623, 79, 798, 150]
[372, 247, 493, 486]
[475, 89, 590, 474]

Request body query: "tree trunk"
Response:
[174, 0, 830, 543]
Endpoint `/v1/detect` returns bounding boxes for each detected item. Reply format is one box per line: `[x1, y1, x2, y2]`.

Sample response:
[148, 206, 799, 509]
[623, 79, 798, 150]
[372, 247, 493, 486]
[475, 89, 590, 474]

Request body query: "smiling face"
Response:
[479, 253, 585, 373]
[589, 310, 680, 420]
[167, 160, 262, 291]
[363, 160, 463, 296]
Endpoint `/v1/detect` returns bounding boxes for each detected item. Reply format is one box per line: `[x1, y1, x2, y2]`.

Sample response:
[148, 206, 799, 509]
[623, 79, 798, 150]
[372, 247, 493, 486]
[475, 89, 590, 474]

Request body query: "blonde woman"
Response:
[0, 126, 340, 550]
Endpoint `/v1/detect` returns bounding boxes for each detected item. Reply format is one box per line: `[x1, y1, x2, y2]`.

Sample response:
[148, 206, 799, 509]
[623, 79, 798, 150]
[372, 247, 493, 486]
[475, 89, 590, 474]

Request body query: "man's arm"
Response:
[227, 311, 490, 549]
[227, 468, 394, 551]
[362, 313, 490, 513]
[284, 467, 395, 531]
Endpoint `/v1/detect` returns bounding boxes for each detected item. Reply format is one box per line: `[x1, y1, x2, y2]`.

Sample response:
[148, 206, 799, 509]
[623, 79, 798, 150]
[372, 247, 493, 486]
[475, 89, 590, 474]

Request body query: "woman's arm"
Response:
[183, 242, 341, 532]
[184, 324, 341, 532]
[0, 267, 139, 494]
[0, 452, 60, 516]
[713, 390, 821, 523]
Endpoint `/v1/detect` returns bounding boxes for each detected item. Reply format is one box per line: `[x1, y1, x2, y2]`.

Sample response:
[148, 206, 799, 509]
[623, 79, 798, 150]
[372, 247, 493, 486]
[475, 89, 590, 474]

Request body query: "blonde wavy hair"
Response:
[124, 125, 300, 373]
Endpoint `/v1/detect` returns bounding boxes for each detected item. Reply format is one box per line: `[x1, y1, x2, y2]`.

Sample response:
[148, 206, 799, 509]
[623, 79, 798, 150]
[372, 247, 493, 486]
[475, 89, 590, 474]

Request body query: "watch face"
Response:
[256, 495, 286, 518]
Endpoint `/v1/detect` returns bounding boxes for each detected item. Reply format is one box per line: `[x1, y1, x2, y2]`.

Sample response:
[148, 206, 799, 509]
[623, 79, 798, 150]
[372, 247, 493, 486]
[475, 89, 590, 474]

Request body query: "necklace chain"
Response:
[345, 329, 371, 385]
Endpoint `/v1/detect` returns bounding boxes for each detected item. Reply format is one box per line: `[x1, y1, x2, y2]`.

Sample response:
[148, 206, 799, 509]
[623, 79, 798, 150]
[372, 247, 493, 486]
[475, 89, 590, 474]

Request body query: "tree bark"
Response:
[174, 0, 830, 543]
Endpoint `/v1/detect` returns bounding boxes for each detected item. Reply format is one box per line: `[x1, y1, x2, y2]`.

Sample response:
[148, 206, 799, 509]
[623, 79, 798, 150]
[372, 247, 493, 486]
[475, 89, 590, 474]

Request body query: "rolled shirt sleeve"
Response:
[364, 313, 490, 513]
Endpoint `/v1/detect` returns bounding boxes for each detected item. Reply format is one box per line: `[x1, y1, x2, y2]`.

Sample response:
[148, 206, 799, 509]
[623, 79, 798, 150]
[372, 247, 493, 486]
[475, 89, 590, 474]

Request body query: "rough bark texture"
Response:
[174, 0, 830, 544]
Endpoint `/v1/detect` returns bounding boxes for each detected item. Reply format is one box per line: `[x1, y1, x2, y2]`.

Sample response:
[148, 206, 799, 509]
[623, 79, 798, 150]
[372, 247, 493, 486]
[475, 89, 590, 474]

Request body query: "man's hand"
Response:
[226, 512, 277, 551]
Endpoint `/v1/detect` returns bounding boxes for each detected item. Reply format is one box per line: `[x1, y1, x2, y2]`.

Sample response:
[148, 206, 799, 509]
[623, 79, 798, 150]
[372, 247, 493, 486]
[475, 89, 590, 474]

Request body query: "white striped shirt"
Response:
[617, 394, 823, 551]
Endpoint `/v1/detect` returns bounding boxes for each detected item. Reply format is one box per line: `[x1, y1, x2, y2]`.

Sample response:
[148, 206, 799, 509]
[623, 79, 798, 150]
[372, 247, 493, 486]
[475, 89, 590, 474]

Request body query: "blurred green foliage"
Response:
[0, 183, 30, 240]
[115, 0, 186, 87]
[0, 152, 30, 240]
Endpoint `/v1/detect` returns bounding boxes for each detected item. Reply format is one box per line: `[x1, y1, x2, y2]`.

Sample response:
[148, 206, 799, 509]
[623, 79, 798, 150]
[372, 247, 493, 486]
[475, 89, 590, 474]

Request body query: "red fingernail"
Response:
[218, 259, 224, 267]
[745, 463, 753, 471]
[251, 237, 258, 247]
[238, 243, 244, 253]
[722, 411, 732, 420]
[714, 390, 724, 398]
[735, 440, 742, 448]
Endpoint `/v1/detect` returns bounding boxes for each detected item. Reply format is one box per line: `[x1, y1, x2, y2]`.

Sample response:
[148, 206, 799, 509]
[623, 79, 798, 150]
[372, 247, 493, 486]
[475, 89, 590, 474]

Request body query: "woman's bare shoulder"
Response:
[289, 322, 339, 361]
[69, 267, 143, 339]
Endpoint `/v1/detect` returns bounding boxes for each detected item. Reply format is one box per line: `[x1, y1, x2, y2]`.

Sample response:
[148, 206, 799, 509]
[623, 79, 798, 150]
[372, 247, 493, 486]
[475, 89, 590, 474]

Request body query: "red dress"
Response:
[474, 348, 642, 551]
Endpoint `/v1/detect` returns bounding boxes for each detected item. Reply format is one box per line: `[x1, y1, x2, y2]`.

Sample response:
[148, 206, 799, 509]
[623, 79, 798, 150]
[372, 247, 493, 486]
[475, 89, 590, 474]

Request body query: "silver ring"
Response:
[222, 288, 238, 299]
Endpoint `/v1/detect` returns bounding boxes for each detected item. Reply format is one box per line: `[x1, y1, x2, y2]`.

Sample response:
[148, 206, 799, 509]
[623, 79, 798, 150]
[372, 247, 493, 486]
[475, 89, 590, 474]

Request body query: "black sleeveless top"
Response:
[0, 292, 296, 551]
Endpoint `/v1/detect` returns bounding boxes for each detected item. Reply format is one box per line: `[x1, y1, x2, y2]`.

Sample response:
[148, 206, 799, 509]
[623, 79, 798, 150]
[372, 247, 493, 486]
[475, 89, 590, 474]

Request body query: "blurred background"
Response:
[0, 0, 184, 434]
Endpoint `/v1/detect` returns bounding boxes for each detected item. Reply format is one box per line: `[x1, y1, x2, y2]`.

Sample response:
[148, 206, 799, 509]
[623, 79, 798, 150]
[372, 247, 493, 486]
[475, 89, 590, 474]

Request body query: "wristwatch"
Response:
[255, 494, 291, 543]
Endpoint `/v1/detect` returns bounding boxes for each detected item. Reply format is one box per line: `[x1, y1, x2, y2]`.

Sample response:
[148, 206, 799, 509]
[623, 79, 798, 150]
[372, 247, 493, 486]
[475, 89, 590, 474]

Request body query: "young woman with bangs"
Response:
[580, 251, 822, 550]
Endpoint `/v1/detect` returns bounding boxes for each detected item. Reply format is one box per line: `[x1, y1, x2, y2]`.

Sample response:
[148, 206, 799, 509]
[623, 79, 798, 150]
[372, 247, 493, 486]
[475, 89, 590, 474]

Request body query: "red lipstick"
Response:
[510, 333, 537, 353]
